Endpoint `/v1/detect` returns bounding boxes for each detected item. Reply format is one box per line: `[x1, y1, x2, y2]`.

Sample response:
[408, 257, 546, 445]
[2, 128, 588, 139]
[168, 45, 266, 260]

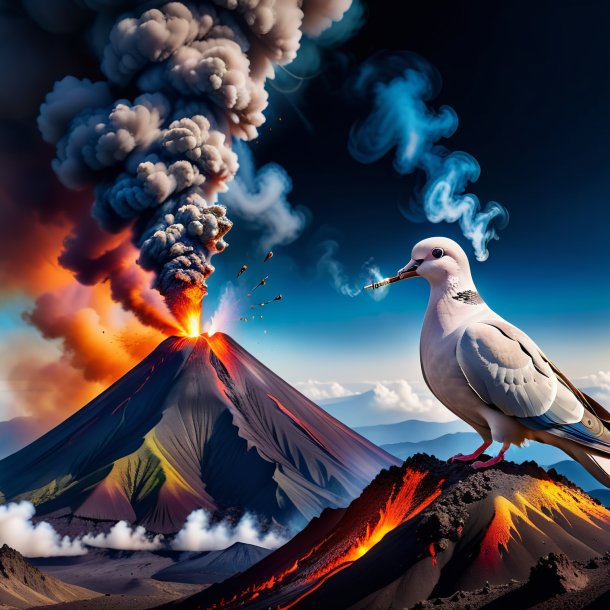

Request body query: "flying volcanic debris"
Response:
[37, 0, 355, 331]
[264, 251, 274, 262]
[252, 276, 268, 291]
[237, 265, 247, 278]
[348, 53, 508, 261]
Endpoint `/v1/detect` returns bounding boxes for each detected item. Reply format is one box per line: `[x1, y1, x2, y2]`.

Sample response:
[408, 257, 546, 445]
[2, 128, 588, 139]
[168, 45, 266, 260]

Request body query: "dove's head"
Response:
[397, 237, 475, 290]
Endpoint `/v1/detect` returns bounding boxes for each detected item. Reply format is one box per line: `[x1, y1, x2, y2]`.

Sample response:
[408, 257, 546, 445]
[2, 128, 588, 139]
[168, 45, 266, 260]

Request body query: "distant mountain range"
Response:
[354, 418, 470, 446]
[319, 390, 438, 428]
[380, 432, 568, 465]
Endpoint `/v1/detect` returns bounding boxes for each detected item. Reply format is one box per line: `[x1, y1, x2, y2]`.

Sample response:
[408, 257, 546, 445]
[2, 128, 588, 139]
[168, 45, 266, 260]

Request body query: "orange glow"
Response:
[306, 469, 443, 582]
[184, 312, 201, 338]
[211, 468, 444, 610]
[172, 286, 204, 337]
[478, 477, 610, 566]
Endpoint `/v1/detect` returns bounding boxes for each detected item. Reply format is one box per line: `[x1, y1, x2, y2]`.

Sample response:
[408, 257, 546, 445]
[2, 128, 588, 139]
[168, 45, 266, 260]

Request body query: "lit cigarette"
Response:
[363, 274, 404, 290]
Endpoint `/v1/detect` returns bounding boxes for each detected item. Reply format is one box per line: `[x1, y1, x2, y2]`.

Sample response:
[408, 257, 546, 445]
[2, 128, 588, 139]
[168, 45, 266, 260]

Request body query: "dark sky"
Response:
[1, 0, 609, 395]
[214, 0, 610, 381]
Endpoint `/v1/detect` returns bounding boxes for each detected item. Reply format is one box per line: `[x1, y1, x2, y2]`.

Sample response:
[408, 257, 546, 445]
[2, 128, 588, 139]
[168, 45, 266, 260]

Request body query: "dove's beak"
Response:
[397, 258, 423, 280]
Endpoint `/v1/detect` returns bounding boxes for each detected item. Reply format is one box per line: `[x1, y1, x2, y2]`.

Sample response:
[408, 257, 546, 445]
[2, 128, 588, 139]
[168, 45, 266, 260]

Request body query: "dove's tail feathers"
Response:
[564, 444, 610, 489]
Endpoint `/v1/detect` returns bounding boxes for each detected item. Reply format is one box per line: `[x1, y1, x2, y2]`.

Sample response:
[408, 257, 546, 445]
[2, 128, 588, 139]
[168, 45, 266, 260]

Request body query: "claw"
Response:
[447, 441, 491, 463]
[472, 441, 510, 470]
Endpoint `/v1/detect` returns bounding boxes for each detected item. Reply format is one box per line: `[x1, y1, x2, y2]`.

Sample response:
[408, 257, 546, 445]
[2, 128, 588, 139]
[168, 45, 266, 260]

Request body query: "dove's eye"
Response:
[432, 248, 445, 259]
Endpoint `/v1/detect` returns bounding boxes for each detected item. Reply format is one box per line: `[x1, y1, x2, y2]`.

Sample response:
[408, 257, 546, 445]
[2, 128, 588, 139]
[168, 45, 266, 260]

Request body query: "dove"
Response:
[394, 236, 610, 485]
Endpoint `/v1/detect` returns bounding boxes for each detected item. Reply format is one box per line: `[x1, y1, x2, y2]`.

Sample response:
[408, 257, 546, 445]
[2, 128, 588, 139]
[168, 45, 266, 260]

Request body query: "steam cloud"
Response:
[348, 53, 508, 261]
[0, 501, 283, 557]
[82, 521, 164, 551]
[0, 502, 86, 557]
[37, 0, 353, 324]
[172, 508, 287, 551]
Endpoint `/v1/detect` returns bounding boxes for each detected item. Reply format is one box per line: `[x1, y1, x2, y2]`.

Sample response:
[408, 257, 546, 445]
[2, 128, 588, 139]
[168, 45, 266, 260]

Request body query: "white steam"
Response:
[82, 521, 164, 551]
[171, 509, 287, 551]
[0, 501, 286, 557]
[0, 502, 86, 557]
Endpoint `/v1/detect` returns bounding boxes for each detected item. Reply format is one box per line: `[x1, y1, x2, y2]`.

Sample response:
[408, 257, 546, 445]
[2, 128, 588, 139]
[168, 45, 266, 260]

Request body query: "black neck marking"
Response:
[452, 290, 482, 305]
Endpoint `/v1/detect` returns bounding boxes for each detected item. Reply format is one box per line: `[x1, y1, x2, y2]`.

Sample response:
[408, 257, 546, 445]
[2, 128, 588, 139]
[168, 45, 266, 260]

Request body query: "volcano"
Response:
[0, 333, 397, 534]
[181, 455, 610, 610]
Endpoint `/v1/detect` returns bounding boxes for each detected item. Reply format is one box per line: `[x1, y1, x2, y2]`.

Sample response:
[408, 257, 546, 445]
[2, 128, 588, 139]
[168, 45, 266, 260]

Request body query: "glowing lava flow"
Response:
[211, 468, 444, 610]
[304, 469, 443, 581]
[478, 477, 610, 566]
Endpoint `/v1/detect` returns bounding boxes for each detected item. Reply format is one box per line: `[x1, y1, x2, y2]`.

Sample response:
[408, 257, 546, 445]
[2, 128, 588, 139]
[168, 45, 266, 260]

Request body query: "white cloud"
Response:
[82, 521, 164, 551]
[171, 509, 287, 552]
[295, 380, 356, 401]
[0, 501, 86, 557]
[576, 371, 610, 404]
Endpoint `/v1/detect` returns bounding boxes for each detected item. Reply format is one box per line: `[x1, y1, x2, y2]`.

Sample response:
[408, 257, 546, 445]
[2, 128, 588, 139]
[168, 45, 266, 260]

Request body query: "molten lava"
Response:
[211, 467, 444, 609]
[302, 468, 443, 583]
[478, 477, 610, 566]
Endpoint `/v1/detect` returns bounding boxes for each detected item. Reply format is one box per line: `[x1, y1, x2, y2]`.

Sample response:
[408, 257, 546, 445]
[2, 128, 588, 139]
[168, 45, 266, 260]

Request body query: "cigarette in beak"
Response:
[363, 259, 422, 290]
[363, 275, 404, 290]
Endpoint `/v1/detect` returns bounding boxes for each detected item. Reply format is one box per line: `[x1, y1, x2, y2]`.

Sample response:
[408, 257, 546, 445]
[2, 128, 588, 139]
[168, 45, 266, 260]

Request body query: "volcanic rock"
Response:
[174, 454, 610, 610]
[0, 544, 98, 608]
[0, 334, 396, 534]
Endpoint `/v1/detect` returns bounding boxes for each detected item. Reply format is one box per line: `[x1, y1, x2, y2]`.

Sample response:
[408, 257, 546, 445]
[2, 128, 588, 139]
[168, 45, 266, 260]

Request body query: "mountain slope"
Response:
[153, 543, 271, 584]
[179, 454, 610, 610]
[0, 334, 397, 534]
[0, 544, 98, 609]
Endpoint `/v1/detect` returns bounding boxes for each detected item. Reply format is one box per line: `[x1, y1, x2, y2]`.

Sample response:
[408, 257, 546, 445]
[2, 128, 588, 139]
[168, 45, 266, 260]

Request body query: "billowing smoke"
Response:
[171, 508, 287, 551]
[220, 141, 308, 251]
[318, 240, 389, 301]
[82, 521, 164, 551]
[348, 53, 508, 261]
[38, 1, 353, 327]
[0, 502, 86, 557]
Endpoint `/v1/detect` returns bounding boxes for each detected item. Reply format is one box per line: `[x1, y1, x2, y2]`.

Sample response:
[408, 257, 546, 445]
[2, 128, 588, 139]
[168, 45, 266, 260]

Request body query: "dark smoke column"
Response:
[38, 1, 351, 330]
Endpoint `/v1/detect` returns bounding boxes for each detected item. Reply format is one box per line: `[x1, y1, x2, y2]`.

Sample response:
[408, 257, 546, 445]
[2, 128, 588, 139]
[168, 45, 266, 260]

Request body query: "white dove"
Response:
[396, 236, 610, 485]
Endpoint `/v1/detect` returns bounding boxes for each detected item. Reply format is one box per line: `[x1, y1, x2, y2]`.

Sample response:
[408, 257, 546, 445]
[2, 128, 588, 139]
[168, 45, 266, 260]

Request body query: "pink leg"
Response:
[448, 440, 492, 463]
[472, 441, 511, 469]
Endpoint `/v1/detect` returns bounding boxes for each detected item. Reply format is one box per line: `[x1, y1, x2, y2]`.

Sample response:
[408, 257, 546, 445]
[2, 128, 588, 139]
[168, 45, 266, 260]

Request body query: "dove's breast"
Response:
[419, 312, 491, 431]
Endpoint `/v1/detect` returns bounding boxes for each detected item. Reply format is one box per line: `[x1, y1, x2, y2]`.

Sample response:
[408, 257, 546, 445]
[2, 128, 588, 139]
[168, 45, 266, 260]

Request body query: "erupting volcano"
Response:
[182, 455, 610, 610]
[0, 332, 397, 535]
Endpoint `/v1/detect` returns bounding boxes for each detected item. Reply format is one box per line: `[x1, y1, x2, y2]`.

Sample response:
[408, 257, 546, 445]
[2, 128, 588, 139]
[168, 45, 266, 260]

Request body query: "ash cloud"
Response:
[37, 0, 353, 324]
[348, 53, 508, 261]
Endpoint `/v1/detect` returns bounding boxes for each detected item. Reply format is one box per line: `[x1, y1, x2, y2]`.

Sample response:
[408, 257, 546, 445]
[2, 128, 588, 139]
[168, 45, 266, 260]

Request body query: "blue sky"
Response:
[1, 0, 610, 424]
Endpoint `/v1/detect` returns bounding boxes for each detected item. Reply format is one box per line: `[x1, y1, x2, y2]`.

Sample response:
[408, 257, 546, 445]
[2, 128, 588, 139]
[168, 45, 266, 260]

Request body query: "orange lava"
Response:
[478, 477, 610, 566]
[210, 467, 443, 610]
[307, 469, 443, 582]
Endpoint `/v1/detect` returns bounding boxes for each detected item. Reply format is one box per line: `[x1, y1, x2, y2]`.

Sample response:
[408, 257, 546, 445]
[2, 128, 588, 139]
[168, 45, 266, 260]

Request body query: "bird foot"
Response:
[448, 441, 492, 463]
[472, 454, 504, 469]
[448, 452, 476, 463]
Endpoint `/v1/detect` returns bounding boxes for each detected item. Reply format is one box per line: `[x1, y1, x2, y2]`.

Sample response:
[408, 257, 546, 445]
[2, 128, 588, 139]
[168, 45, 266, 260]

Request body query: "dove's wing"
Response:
[457, 319, 610, 452]
[456, 320, 557, 418]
